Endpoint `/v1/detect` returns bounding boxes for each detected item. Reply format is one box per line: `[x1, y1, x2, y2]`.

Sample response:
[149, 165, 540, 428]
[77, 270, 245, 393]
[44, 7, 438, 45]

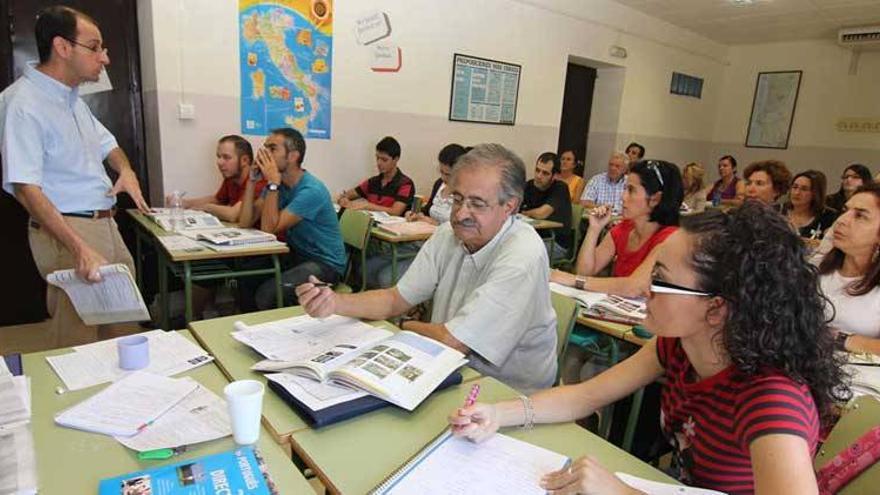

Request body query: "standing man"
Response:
[337, 136, 414, 216]
[297, 144, 558, 394]
[239, 128, 346, 310]
[180, 135, 266, 222]
[520, 152, 572, 261]
[580, 152, 628, 213]
[1, 6, 149, 346]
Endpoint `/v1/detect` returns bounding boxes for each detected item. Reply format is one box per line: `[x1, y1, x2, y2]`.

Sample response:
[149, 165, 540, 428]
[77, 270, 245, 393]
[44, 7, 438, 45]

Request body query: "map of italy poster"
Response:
[240, 0, 332, 139]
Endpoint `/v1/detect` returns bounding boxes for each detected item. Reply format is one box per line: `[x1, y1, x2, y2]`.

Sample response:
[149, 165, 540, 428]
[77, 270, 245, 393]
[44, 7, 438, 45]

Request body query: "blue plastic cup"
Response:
[118, 335, 150, 370]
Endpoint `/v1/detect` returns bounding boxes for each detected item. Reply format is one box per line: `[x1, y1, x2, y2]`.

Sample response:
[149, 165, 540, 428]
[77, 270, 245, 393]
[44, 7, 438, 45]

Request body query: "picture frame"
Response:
[745, 70, 803, 149]
[448, 53, 521, 126]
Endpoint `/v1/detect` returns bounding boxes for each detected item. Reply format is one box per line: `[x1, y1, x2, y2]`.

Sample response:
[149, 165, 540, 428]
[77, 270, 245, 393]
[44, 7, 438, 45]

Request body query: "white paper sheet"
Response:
[46, 330, 213, 391]
[0, 376, 30, 431]
[847, 364, 880, 399]
[0, 426, 37, 495]
[116, 383, 231, 452]
[0, 358, 10, 377]
[156, 235, 208, 253]
[266, 372, 367, 411]
[46, 264, 149, 325]
[54, 372, 198, 437]
[615, 472, 726, 494]
[378, 431, 568, 495]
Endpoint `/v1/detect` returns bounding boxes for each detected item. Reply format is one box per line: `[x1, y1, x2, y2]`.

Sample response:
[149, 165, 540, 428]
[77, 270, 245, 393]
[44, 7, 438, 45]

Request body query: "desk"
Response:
[369, 226, 432, 284]
[128, 210, 289, 329]
[291, 376, 676, 494]
[23, 330, 313, 494]
[188, 306, 480, 446]
[576, 314, 648, 347]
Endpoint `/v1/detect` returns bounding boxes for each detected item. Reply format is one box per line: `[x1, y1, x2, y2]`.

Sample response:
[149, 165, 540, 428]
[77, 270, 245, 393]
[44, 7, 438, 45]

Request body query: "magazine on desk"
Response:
[549, 282, 646, 323]
[232, 315, 467, 411]
[146, 208, 224, 231]
[196, 228, 277, 246]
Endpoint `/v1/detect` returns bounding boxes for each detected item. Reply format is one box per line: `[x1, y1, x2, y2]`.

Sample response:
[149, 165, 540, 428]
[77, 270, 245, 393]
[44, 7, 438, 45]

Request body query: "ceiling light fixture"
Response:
[730, 0, 755, 5]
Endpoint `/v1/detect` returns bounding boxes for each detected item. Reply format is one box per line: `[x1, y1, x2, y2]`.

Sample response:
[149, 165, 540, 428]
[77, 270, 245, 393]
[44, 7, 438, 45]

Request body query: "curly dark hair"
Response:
[681, 202, 850, 425]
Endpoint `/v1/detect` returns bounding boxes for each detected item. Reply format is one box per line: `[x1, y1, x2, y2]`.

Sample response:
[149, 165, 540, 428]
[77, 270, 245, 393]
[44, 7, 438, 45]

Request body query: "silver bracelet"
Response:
[518, 395, 535, 430]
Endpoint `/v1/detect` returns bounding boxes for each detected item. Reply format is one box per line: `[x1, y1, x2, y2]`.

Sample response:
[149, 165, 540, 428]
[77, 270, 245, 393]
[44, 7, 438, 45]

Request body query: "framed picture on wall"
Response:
[745, 70, 803, 149]
[448, 53, 521, 125]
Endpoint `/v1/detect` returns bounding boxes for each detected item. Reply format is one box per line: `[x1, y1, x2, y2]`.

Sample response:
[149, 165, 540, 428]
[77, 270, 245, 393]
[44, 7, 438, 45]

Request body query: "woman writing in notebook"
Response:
[550, 160, 683, 298]
[451, 202, 849, 495]
[819, 182, 880, 355]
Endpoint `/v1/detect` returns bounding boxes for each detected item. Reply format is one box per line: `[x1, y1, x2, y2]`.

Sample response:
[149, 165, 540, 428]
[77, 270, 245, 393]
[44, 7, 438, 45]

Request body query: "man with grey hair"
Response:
[580, 151, 629, 213]
[297, 143, 558, 393]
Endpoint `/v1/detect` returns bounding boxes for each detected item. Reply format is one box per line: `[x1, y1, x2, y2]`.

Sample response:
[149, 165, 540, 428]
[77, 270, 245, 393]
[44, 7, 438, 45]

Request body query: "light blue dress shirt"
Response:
[0, 62, 118, 212]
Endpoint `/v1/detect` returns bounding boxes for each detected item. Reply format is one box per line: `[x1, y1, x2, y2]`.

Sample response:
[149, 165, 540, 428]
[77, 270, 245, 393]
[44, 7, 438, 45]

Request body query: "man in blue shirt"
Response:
[0, 6, 149, 346]
[240, 128, 346, 309]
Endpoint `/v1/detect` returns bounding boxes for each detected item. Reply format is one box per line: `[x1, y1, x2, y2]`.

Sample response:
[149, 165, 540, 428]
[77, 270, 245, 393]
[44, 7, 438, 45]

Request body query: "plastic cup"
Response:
[224, 380, 264, 445]
[117, 335, 150, 370]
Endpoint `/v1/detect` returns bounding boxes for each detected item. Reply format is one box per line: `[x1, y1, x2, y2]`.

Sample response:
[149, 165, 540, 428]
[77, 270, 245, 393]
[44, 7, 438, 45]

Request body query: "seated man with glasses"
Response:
[297, 144, 558, 394]
[1, 6, 149, 346]
[451, 202, 849, 495]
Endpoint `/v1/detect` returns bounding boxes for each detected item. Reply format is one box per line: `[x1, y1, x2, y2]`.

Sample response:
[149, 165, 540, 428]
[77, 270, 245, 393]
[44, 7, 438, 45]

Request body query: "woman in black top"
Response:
[826, 164, 872, 213]
[784, 170, 839, 239]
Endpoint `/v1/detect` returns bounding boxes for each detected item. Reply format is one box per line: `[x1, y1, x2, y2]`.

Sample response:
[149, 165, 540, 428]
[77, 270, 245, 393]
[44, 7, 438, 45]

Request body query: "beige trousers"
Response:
[28, 216, 136, 348]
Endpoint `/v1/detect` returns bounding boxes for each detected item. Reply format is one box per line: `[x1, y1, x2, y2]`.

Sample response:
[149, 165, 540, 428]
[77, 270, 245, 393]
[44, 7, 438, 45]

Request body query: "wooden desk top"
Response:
[22, 330, 313, 495]
[291, 376, 676, 494]
[127, 209, 289, 262]
[370, 226, 433, 243]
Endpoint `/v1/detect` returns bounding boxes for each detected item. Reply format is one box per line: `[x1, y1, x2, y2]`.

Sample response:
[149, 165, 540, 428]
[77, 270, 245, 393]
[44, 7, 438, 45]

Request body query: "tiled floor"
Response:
[0, 319, 143, 354]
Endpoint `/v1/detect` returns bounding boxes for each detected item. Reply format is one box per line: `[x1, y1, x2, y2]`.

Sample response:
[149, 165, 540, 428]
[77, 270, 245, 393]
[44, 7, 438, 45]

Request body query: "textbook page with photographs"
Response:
[146, 208, 224, 231]
[548, 282, 646, 323]
[232, 315, 467, 411]
[196, 228, 277, 246]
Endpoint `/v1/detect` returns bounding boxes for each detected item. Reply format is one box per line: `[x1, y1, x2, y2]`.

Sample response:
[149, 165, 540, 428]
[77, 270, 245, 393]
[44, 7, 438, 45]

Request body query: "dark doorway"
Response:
[557, 63, 597, 176]
[0, 0, 147, 326]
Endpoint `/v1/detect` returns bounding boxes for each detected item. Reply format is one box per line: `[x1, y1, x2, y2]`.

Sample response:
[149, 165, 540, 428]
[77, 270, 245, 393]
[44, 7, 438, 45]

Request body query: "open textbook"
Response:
[47, 264, 150, 325]
[196, 227, 277, 246]
[232, 315, 467, 411]
[146, 208, 223, 231]
[549, 282, 647, 323]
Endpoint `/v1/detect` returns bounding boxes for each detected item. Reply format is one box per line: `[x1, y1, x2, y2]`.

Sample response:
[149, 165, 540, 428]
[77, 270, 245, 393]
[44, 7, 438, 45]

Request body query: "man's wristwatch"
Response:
[267, 182, 280, 192]
[835, 332, 851, 352]
[574, 276, 587, 290]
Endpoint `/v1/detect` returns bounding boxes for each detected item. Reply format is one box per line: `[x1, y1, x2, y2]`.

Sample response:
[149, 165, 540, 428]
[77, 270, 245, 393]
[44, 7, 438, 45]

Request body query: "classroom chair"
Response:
[551, 291, 578, 385]
[337, 209, 373, 293]
[814, 395, 880, 494]
[552, 203, 585, 271]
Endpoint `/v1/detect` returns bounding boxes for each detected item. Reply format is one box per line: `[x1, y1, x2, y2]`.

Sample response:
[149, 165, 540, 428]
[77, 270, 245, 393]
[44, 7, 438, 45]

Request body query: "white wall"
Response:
[710, 39, 880, 183]
[137, 0, 730, 203]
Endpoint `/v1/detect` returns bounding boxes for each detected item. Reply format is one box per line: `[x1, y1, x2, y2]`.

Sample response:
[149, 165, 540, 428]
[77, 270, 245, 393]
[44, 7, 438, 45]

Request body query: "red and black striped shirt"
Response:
[355, 169, 415, 209]
[657, 336, 819, 495]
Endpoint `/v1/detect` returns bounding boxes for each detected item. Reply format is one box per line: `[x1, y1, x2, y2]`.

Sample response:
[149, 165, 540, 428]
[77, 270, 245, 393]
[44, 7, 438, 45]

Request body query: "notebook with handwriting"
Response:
[372, 429, 569, 494]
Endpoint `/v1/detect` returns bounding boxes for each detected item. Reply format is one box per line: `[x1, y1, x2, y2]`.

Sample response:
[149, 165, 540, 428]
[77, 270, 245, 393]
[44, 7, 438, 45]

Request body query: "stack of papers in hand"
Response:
[47, 264, 149, 325]
[549, 282, 646, 323]
[46, 330, 213, 391]
[54, 371, 199, 437]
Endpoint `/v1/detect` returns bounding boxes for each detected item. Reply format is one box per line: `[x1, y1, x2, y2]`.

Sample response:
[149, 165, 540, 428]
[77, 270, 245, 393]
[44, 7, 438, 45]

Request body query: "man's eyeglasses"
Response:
[451, 195, 494, 213]
[62, 37, 107, 56]
[650, 279, 713, 297]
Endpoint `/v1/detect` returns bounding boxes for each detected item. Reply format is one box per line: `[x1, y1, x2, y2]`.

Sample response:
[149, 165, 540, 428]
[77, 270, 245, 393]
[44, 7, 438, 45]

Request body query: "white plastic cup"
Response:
[224, 380, 264, 445]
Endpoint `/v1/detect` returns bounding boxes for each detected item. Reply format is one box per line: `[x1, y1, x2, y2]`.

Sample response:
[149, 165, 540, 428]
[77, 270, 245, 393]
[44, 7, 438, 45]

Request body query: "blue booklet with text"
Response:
[97, 447, 277, 495]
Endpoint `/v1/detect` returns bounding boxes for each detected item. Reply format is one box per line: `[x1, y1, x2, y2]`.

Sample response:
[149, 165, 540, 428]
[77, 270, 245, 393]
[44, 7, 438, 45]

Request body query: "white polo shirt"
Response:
[397, 217, 558, 393]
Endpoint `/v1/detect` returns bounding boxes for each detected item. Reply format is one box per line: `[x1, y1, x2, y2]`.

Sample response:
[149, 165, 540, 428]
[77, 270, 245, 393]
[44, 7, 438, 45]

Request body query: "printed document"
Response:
[46, 264, 149, 325]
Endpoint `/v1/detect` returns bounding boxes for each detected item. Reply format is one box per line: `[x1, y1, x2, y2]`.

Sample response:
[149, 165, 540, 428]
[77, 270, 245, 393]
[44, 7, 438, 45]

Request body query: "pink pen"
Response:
[463, 383, 481, 408]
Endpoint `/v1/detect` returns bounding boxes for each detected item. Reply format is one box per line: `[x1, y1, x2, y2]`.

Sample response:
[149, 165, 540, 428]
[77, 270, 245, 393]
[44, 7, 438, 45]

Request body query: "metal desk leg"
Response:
[273, 254, 283, 308]
[183, 261, 193, 325]
[390, 242, 399, 285]
[548, 231, 556, 266]
[158, 254, 169, 331]
[134, 228, 143, 290]
[598, 338, 621, 440]
[622, 386, 645, 453]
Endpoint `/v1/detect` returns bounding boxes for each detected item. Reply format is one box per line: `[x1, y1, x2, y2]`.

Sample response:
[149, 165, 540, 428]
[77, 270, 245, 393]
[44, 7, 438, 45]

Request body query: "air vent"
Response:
[839, 26, 880, 49]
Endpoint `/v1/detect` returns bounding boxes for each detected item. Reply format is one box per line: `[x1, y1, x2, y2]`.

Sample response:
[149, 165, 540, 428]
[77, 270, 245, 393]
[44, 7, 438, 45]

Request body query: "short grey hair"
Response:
[452, 143, 526, 206]
[610, 151, 630, 168]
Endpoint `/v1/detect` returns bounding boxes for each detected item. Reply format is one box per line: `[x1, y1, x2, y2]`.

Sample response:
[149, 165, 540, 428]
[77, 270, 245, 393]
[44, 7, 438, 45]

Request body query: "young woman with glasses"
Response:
[784, 170, 839, 240]
[450, 202, 848, 495]
[551, 160, 683, 298]
[826, 164, 873, 213]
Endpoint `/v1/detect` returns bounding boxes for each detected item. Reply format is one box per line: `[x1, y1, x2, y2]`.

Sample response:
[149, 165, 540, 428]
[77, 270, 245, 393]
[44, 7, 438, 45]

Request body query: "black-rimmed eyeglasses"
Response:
[62, 37, 107, 56]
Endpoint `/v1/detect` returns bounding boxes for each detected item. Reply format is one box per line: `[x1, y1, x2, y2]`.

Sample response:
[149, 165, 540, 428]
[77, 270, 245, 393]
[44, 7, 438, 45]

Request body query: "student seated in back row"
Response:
[819, 182, 880, 355]
[178, 135, 266, 222]
[337, 136, 415, 216]
[519, 152, 571, 261]
[239, 128, 347, 311]
[451, 203, 849, 495]
[579, 151, 628, 213]
[297, 144, 559, 394]
[552, 160, 683, 298]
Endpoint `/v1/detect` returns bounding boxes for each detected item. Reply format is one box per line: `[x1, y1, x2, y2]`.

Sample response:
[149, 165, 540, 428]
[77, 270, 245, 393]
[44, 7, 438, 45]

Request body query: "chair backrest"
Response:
[338, 209, 373, 289]
[814, 395, 880, 494]
[551, 291, 578, 383]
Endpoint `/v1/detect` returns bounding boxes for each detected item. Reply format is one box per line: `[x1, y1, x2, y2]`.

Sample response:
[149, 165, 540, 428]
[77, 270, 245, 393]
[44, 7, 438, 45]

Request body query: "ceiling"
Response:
[612, 0, 880, 45]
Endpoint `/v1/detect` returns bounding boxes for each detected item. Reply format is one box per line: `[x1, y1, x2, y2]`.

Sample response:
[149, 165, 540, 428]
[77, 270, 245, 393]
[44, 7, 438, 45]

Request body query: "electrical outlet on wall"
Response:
[178, 103, 196, 120]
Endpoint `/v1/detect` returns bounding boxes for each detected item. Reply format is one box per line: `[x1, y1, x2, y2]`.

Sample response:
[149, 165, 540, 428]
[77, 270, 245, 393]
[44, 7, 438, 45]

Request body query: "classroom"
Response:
[1, 1, 879, 494]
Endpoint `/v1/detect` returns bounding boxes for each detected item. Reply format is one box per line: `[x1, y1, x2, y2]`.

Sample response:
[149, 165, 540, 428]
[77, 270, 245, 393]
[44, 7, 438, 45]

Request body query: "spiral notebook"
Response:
[371, 429, 569, 494]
